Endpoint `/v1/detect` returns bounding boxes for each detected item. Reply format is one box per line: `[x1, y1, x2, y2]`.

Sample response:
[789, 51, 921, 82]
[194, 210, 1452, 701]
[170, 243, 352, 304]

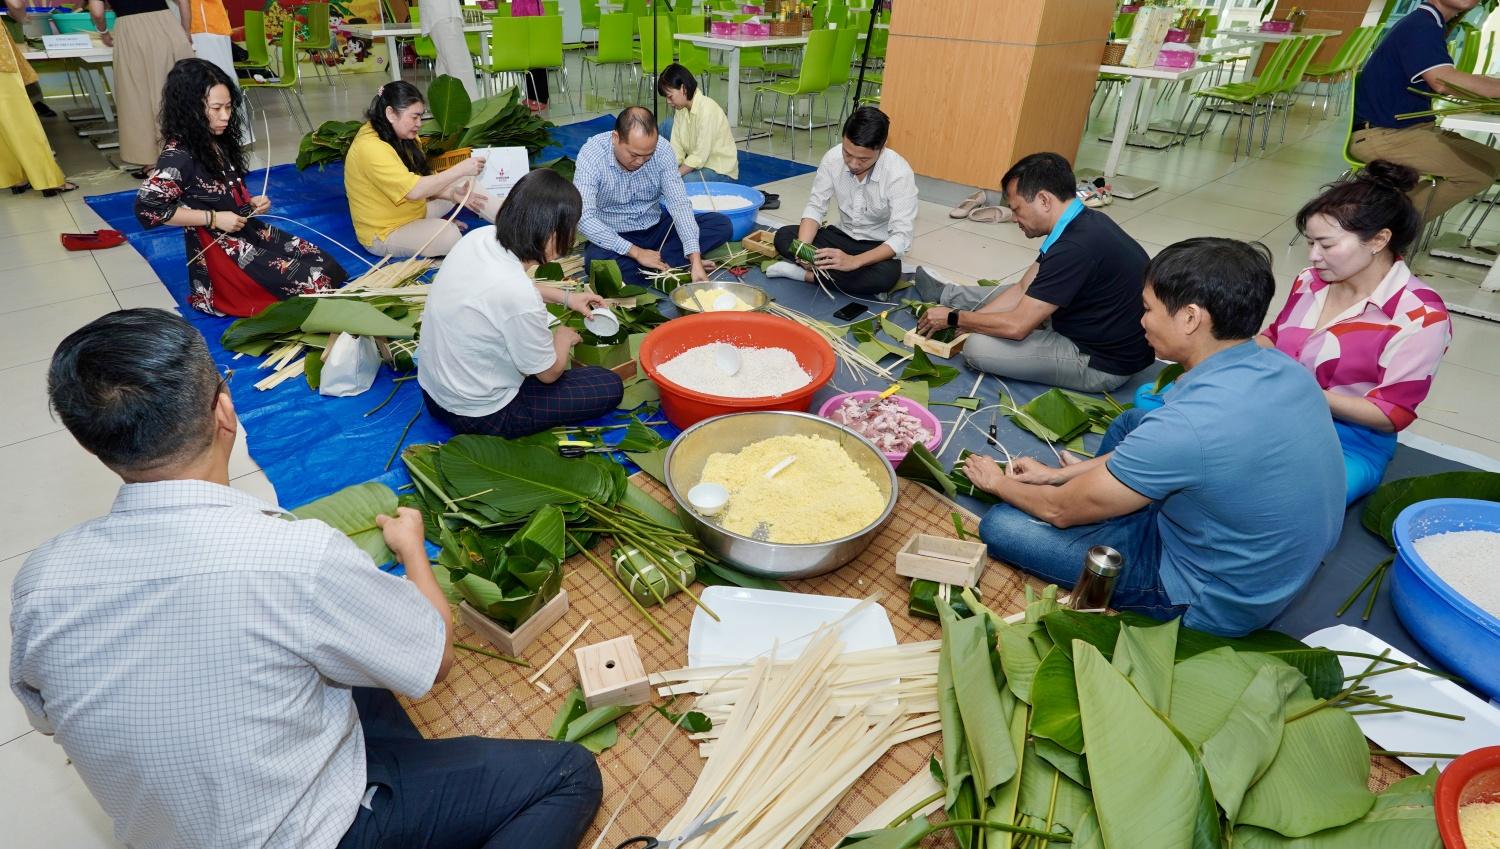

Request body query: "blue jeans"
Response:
[583, 208, 735, 287]
[682, 167, 733, 183]
[1337, 418, 1396, 505]
[338, 688, 602, 849]
[977, 407, 1188, 621]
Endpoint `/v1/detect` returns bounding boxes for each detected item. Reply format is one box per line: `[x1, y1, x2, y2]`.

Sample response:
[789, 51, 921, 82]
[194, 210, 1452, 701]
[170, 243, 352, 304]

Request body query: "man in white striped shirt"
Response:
[9, 309, 601, 849]
[576, 106, 734, 286]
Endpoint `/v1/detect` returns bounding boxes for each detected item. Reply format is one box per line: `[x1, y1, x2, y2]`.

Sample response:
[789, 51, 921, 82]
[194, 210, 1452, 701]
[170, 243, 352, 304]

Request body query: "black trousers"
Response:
[422, 366, 624, 440]
[772, 224, 902, 296]
[338, 688, 602, 849]
[526, 69, 550, 104]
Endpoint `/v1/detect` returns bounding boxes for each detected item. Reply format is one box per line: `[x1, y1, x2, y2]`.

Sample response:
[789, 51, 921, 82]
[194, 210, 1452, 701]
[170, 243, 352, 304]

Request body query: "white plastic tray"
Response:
[1302, 624, 1500, 775]
[687, 586, 897, 668]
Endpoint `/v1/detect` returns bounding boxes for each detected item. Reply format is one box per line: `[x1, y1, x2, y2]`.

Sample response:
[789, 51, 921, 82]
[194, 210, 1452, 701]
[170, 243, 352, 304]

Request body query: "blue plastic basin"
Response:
[51, 10, 114, 33]
[1391, 498, 1500, 701]
[679, 181, 765, 241]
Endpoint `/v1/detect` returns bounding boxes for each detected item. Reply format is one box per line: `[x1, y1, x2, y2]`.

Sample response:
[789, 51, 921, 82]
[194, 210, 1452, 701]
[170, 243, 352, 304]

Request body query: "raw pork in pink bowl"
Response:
[818, 391, 943, 464]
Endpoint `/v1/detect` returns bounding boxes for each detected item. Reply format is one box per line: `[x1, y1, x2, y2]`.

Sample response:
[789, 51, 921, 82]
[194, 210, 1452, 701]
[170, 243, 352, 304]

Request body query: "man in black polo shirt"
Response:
[915, 152, 1154, 393]
[1352, 0, 1500, 222]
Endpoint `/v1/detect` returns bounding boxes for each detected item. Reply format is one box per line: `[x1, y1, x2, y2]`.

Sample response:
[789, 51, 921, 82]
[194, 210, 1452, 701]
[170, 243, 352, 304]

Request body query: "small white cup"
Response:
[583, 307, 620, 337]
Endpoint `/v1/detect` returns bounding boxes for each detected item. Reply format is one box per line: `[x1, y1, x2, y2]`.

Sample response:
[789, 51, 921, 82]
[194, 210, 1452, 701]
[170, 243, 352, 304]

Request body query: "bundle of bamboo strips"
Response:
[764, 303, 898, 382]
[655, 629, 940, 849]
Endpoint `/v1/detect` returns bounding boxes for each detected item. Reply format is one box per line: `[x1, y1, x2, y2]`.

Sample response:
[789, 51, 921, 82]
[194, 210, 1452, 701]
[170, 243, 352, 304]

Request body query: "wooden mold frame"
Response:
[740, 229, 779, 259]
[895, 533, 987, 587]
[575, 635, 652, 710]
[902, 328, 971, 359]
[458, 590, 570, 657]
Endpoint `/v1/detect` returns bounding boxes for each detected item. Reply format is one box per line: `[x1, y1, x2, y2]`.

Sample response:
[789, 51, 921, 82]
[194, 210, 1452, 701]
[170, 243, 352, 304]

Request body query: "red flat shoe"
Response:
[60, 229, 127, 251]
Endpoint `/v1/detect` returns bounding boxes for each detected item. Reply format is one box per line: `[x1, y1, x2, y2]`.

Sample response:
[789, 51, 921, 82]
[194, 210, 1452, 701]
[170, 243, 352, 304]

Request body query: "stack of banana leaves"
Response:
[841, 586, 1445, 849]
[1001, 388, 1130, 456]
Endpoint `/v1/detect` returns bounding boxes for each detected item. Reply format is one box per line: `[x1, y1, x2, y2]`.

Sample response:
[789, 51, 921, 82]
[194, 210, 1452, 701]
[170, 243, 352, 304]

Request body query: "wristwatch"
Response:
[947, 310, 962, 329]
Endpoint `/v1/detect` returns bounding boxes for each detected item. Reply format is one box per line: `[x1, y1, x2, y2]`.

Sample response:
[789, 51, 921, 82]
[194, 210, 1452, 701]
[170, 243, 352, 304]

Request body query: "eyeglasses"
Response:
[213, 367, 234, 409]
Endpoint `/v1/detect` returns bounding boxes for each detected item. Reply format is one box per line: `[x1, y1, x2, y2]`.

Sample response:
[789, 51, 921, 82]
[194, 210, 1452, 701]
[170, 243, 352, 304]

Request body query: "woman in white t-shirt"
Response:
[418, 169, 624, 437]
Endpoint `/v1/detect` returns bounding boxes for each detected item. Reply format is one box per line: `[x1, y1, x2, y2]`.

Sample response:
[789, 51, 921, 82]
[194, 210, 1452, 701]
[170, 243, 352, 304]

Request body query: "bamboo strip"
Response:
[526, 618, 592, 687]
[850, 766, 945, 833]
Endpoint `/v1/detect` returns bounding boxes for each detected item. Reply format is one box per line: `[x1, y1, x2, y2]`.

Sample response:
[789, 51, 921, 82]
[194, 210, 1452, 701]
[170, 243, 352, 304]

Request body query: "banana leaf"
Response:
[1233, 771, 1441, 849]
[1110, 618, 1179, 712]
[435, 435, 619, 524]
[1235, 686, 1375, 837]
[1012, 388, 1092, 443]
[936, 601, 973, 811]
[549, 688, 589, 739]
[590, 259, 658, 303]
[896, 380, 929, 406]
[895, 442, 957, 500]
[1074, 641, 1204, 849]
[879, 312, 910, 345]
[510, 504, 566, 565]
[932, 396, 981, 411]
[303, 347, 323, 390]
[292, 481, 399, 564]
[949, 450, 1002, 504]
[1200, 663, 1304, 823]
[221, 298, 316, 354]
[302, 299, 417, 338]
[1359, 470, 1500, 547]
[940, 602, 1018, 800]
[427, 74, 472, 136]
[614, 421, 669, 453]
[836, 820, 930, 849]
[533, 261, 566, 281]
[618, 376, 660, 410]
[908, 579, 977, 621]
[849, 317, 906, 363]
[1153, 362, 1186, 394]
[1016, 741, 1096, 845]
[901, 347, 959, 389]
[1030, 646, 1084, 753]
[997, 621, 1048, 704]
[1167, 647, 1260, 746]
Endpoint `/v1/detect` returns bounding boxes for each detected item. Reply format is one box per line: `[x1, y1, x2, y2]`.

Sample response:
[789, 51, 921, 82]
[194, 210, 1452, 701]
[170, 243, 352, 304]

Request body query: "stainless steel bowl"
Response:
[663, 411, 899, 579]
[669, 280, 771, 314]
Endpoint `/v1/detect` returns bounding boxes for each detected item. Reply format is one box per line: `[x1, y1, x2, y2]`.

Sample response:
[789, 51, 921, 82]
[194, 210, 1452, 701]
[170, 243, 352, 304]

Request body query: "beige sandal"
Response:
[949, 190, 985, 219]
[967, 205, 1014, 224]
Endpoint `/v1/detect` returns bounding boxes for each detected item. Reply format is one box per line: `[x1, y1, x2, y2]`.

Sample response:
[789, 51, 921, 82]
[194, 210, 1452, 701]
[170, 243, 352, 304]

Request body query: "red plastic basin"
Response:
[1437, 746, 1500, 849]
[638, 313, 836, 429]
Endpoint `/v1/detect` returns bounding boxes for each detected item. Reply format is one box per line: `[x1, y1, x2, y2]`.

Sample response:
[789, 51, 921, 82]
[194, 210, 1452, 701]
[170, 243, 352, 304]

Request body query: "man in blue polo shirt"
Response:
[960, 238, 1345, 637]
[913, 152, 1154, 393]
[1353, 0, 1500, 221]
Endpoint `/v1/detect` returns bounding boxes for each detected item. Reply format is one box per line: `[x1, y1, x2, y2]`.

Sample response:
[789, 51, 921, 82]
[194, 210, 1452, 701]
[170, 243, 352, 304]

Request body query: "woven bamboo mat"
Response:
[399, 475, 1412, 846]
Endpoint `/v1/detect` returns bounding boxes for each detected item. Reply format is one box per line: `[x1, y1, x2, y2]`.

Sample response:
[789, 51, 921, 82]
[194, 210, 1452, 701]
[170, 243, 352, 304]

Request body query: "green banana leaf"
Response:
[302, 299, 417, 339]
[427, 74, 472, 136]
[1200, 663, 1303, 824]
[986, 688, 1029, 847]
[1029, 646, 1084, 753]
[303, 347, 323, 390]
[1360, 470, 1500, 547]
[1235, 687, 1375, 837]
[1013, 389, 1093, 443]
[997, 621, 1047, 704]
[901, 347, 960, 389]
[510, 504, 566, 564]
[849, 318, 906, 363]
[625, 448, 667, 483]
[221, 298, 316, 354]
[1233, 771, 1441, 849]
[879, 312, 910, 345]
[1016, 741, 1095, 845]
[549, 688, 588, 739]
[908, 579, 977, 621]
[1074, 641, 1203, 849]
[1153, 362, 1186, 394]
[1167, 647, 1260, 746]
[896, 379, 929, 406]
[940, 602, 1018, 800]
[534, 260, 566, 281]
[1034, 737, 1089, 788]
[590, 259, 657, 302]
[292, 482, 399, 564]
[949, 450, 1002, 504]
[837, 820, 930, 849]
[1110, 618, 1179, 713]
[564, 703, 635, 745]
[615, 421, 669, 453]
[435, 435, 618, 524]
[936, 602, 974, 810]
[894, 442, 958, 500]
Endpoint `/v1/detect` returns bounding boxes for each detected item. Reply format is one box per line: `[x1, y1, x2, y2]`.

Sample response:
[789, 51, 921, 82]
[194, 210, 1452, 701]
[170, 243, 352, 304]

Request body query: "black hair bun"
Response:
[1359, 160, 1420, 194]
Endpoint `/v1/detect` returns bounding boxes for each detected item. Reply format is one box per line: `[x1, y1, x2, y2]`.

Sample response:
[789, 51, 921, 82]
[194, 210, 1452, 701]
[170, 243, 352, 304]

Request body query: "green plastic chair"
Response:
[530, 15, 574, 111]
[675, 14, 728, 95]
[584, 12, 635, 104]
[749, 28, 836, 158]
[236, 10, 272, 71]
[408, 8, 438, 68]
[242, 27, 312, 131]
[731, 14, 794, 81]
[543, 0, 559, 17]
[1304, 26, 1374, 117]
[1187, 35, 1307, 161]
[1265, 34, 1326, 142]
[625, 0, 647, 31]
[485, 15, 533, 95]
[1339, 74, 1445, 249]
[297, 2, 337, 85]
[580, 0, 602, 39]
[824, 25, 861, 139]
[635, 14, 675, 101]
[490, 3, 513, 17]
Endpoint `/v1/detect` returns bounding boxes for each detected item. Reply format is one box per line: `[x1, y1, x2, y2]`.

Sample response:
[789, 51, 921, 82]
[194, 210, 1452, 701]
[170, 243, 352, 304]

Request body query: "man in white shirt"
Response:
[9, 309, 601, 849]
[766, 106, 918, 295]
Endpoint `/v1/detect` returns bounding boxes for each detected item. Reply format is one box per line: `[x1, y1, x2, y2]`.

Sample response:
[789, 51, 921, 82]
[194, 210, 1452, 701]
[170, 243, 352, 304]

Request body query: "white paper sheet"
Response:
[473, 146, 531, 203]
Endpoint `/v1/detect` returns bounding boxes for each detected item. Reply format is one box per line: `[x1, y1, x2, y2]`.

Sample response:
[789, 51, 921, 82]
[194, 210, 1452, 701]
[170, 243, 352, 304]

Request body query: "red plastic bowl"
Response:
[1437, 746, 1500, 849]
[638, 312, 836, 429]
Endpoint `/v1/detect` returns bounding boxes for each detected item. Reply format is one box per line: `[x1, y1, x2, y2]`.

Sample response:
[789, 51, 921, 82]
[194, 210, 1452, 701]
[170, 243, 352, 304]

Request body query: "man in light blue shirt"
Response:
[961, 238, 1345, 636]
[576, 106, 734, 286]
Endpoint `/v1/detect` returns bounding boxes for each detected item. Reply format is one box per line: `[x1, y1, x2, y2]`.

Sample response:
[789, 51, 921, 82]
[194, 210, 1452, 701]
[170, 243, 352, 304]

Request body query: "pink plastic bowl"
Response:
[818, 391, 943, 464]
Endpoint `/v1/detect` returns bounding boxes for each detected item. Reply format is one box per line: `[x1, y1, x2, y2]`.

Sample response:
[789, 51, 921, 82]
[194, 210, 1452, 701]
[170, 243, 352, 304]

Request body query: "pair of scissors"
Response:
[614, 797, 735, 849]
[557, 439, 616, 458]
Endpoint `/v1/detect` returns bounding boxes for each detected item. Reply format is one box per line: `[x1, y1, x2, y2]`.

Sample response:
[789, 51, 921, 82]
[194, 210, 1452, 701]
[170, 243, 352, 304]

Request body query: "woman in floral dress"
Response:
[136, 59, 348, 316]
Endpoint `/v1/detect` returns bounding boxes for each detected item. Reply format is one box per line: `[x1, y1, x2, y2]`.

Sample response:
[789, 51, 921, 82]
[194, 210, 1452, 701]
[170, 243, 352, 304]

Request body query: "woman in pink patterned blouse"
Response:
[1259, 161, 1452, 504]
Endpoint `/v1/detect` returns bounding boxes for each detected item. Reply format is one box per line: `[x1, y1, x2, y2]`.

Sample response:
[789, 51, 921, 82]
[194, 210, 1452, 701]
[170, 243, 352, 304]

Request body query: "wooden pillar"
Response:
[879, 0, 1118, 187]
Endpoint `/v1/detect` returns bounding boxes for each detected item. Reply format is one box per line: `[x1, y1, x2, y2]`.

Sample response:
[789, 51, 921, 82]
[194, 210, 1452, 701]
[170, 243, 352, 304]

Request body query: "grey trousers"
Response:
[914, 267, 1132, 394]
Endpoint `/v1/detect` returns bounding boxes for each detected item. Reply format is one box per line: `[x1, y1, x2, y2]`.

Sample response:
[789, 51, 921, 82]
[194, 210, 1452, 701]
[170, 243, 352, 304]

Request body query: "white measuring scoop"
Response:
[713, 343, 742, 376]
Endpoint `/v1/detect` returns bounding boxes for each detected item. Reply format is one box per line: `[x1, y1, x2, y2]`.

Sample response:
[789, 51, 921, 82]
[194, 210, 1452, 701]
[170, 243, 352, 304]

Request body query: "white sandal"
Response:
[949, 190, 986, 219]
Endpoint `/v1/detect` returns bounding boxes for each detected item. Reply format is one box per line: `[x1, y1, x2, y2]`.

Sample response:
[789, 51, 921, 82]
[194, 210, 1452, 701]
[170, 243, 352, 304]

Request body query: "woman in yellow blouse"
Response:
[344, 81, 501, 257]
[1, 0, 75, 196]
[656, 64, 739, 183]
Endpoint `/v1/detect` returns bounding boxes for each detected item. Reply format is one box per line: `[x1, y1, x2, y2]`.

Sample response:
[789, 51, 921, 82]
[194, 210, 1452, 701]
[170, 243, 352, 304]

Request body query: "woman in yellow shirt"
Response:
[1, 0, 75, 196]
[344, 81, 501, 257]
[657, 64, 739, 182]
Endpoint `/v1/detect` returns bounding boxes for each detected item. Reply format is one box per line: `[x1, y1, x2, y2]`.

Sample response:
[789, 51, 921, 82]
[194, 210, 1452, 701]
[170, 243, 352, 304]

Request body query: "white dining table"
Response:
[342, 21, 495, 90]
[673, 30, 862, 132]
[1212, 26, 1341, 81]
[24, 43, 119, 149]
[1078, 61, 1214, 198]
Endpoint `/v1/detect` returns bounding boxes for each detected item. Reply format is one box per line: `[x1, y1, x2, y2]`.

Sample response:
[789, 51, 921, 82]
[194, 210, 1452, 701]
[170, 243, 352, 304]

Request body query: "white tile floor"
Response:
[3, 54, 1500, 845]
